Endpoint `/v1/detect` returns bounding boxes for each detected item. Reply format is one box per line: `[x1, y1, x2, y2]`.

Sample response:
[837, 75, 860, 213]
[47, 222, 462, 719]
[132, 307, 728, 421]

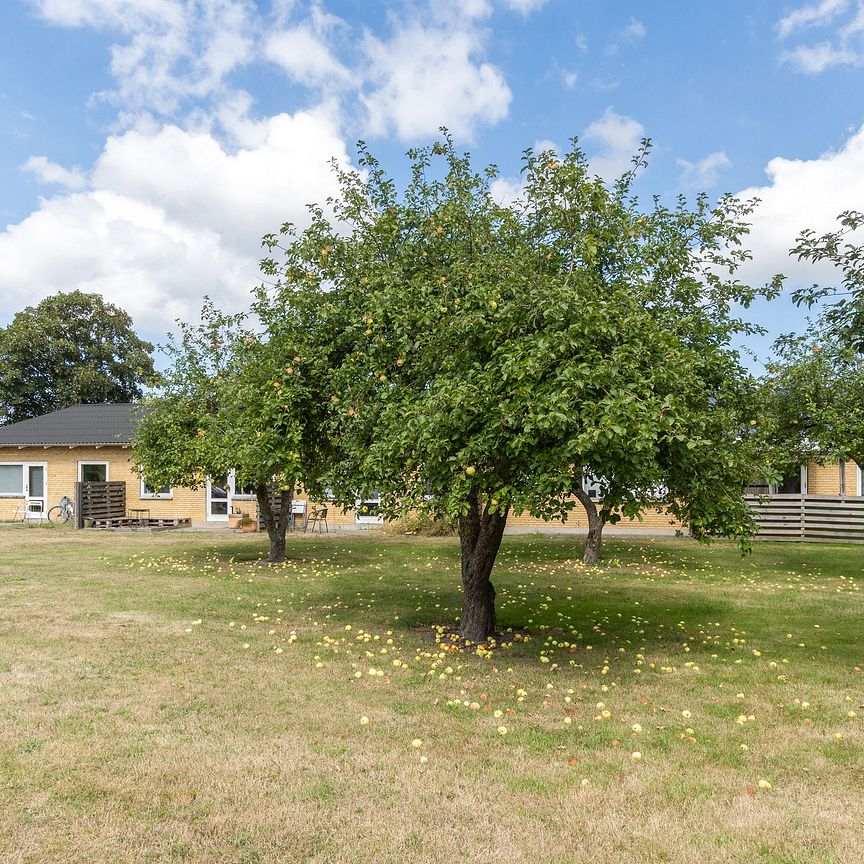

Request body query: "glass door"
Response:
[206, 475, 230, 522]
[25, 464, 46, 519]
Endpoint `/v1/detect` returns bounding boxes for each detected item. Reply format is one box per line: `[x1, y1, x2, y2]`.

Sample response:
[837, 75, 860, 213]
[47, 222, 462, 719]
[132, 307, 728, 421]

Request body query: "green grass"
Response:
[0, 525, 861, 863]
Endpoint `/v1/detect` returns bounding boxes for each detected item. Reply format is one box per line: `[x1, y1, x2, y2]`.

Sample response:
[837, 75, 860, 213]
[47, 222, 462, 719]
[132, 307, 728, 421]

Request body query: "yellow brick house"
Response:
[0, 404, 382, 528]
[4, 403, 851, 537]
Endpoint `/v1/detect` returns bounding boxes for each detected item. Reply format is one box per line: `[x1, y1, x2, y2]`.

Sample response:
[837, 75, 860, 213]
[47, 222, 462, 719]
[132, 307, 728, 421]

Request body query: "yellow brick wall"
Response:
[4, 447, 855, 528]
[0, 446, 207, 522]
[806, 461, 843, 495]
[288, 491, 680, 531]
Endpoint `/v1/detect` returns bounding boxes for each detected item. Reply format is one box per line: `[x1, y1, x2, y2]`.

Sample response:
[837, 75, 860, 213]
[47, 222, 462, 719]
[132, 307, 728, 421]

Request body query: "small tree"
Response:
[262, 136, 773, 640]
[133, 302, 328, 562]
[760, 211, 864, 480]
[762, 334, 864, 477]
[0, 290, 156, 424]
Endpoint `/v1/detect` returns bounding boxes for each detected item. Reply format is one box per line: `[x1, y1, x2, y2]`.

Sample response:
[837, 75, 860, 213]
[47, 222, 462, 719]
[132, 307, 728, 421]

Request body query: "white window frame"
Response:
[0, 462, 25, 497]
[857, 464, 863, 497]
[139, 476, 173, 500]
[231, 471, 257, 500]
[356, 491, 384, 524]
[78, 461, 110, 483]
[769, 465, 807, 495]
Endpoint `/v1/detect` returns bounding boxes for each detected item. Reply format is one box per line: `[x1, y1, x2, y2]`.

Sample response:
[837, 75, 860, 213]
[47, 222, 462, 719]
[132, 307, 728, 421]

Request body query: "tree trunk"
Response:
[256, 482, 293, 564]
[458, 491, 508, 642]
[573, 484, 603, 564]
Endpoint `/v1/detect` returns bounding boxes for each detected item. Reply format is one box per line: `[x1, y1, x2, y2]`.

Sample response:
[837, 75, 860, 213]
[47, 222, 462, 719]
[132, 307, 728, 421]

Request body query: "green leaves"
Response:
[258, 133, 769, 547]
[0, 291, 155, 425]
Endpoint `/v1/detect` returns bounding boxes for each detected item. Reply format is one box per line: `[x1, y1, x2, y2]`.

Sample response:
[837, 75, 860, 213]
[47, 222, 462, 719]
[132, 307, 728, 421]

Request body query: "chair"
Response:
[13, 500, 45, 522]
[304, 506, 329, 534]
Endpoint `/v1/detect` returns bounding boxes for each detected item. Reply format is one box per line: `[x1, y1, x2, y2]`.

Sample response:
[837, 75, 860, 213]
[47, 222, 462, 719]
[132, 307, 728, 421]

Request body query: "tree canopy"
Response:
[760, 210, 864, 477]
[0, 290, 155, 425]
[260, 135, 774, 641]
[790, 211, 864, 352]
[761, 335, 864, 476]
[132, 301, 331, 562]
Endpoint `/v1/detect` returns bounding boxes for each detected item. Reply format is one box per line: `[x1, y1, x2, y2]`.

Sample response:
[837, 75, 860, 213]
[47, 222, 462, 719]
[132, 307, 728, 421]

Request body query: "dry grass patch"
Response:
[0, 525, 861, 863]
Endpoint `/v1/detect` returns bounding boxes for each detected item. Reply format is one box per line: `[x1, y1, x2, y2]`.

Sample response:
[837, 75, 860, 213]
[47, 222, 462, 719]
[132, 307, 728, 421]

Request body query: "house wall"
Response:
[806, 461, 843, 495]
[1, 445, 851, 530]
[0, 446, 207, 522]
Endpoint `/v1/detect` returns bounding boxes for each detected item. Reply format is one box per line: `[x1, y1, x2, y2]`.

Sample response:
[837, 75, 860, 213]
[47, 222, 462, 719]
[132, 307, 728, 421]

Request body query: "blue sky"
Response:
[1, 0, 863, 365]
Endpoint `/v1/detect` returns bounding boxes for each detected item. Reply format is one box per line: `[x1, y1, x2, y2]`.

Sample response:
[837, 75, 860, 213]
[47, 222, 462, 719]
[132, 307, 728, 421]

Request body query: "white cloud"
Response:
[5, 0, 519, 341]
[500, 0, 549, 14]
[0, 104, 355, 332]
[22, 155, 88, 189]
[777, 0, 849, 39]
[456, 0, 494, 18]
[361, 21, 511, 141]
[734, 124, 864, 291]
[265, 26, 351, 87]
[777, 0, 864, 72]
[0, 189, 248, 332]
[622, 18, 647, 42]
[30, 0, 256, 116]
[677, 151, 732, 190]
[780, 40, 858, 70]
[489, 176, 524, 206]
[582, 107, 645, 180]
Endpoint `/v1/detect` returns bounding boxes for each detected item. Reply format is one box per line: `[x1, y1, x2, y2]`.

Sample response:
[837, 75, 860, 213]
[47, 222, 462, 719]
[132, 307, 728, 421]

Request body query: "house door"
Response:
[206, 475, 230, 522]
[25, 464, 46, 519]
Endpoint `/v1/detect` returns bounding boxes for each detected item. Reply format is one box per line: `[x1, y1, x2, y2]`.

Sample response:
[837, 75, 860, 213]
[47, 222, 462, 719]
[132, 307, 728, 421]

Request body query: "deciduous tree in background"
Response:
[761, 335, 864, 479]
[132, 301, 330, 563]
[261, 135, 775, 641]
[0, 291, 155, 425]
[761, 211, 864, 478]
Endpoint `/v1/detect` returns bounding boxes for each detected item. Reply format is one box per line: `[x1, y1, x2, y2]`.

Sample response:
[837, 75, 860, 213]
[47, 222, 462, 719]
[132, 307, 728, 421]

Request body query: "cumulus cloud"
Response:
[4, 0, 520, 338]
[677, 151, 732, 190]
[777, 0, 864, 72]
[0, 189, 249, 332]
[264, 3, 351, 88]
[0, 104, 355, 331]
[776, 0, 849, 39]
[30, 0, 256, 116]
[582, 107, 645, 180]
[22, 155, 88, 189]
[734, 124, 864, 291]
[361, 20, 511, 141]
[265, 26, 351, 87]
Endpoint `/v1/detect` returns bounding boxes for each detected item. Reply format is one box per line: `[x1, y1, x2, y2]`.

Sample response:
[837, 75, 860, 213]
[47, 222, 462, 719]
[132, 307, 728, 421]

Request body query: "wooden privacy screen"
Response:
[746, 494, 864, 543]
[75, 481, 126, 529]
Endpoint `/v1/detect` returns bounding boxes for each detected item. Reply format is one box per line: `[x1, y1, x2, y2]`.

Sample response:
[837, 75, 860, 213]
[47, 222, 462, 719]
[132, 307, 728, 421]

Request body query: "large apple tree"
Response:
[260, 136, 774, 640]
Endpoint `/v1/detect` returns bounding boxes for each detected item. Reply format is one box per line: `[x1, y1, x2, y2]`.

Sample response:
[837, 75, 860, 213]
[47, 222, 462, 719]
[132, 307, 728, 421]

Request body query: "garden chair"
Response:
[304, 506, 328, 534]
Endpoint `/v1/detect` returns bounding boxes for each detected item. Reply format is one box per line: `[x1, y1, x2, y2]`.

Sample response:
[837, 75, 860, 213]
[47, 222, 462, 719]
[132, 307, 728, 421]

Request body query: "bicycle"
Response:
[48, 495, 74, 525]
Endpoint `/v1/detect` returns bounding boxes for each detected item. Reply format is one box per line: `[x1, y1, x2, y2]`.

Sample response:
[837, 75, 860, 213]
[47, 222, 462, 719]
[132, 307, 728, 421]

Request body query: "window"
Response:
[582, 474, 602, 501]
[140, 477, 172, 499]
[0, 464, 23, 496]
[232, 476, 257, 499]
[79, 462, 108, 482]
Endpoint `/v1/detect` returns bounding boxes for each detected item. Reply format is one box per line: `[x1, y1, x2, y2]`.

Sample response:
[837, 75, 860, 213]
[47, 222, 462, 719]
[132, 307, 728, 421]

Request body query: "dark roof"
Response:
[0, 404, 140, 446]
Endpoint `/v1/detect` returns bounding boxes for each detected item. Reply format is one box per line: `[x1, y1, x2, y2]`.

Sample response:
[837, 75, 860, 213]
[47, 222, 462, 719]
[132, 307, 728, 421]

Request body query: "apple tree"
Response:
[132, 301, 329, 562]
[260, 136, 774, 641]
[761, 333, 864, 478]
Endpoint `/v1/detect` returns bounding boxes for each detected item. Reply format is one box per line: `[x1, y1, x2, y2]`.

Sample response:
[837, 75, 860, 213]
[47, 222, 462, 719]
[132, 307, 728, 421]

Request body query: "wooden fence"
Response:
[746, 494, 864, 543]
[75, 481, 126, 529]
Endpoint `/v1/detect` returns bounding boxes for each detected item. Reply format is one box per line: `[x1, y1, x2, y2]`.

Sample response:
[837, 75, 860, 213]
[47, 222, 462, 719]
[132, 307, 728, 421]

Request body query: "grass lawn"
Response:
[0, 526, 862, 864]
